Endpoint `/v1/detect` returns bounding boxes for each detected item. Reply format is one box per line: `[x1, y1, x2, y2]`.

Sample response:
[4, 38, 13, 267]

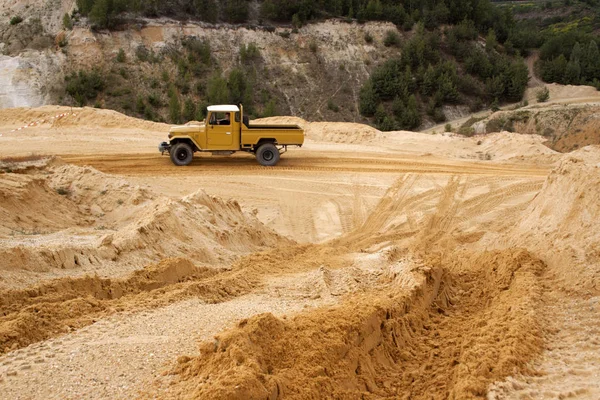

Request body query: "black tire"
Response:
[170, 142, 194, 166]
[256, 143, 280, 166]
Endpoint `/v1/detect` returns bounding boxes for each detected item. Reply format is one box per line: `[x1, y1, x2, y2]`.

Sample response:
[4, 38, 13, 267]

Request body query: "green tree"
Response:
[565, 59, 581, 84]
[116, 48, 126, 62]
[584, 40, 600, 80]
[169, 89, 181, 124]
[207, 74, 229, 104]
[223, 0, 249, 23]
[63, 13, 73, 29]
[77, 0, 95, 15]
[183, 98, 196, 121]
[485, 29, 497, 52]
[359, 82, 378, 117]
[194, 0, 218, 22]
[89, 0, 113, 29]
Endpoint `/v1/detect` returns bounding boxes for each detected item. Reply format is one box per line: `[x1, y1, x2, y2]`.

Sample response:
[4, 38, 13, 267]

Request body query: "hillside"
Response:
[0, 0, 533, 130]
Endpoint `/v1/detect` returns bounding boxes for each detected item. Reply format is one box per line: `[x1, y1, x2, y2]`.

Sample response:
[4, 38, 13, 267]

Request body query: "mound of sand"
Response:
[160, 248, 545, 400]
[253, 117, 385, 145]
[0, 172, 84, 235]
[0, 106, 168, 131]
[304, 122, 384, 144]
[0, 161, 288, 287]
[507, 145, 600, 292]
[471, 131, 558, 161]
[110, 190, 286, 265]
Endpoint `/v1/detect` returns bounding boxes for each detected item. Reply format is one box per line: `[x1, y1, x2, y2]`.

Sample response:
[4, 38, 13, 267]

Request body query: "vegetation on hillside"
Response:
[64, 37, 279, 123]
[65, 0, 600, 129]
[495, 0, 600, 87]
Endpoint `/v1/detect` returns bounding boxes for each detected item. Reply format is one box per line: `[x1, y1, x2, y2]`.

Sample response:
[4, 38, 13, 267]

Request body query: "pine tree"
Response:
[359, 82, 378, 117]
[183, 99, 196, 122]
[584, 40, 600, 81]
[169, 89, 181, 124]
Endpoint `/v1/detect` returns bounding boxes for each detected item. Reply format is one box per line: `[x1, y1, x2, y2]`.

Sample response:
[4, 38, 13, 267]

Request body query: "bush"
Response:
[536, 86, 550, 102]
[168, 89, 181, 124]
[65, 70, 105, 106]
[63, 13, 73, 30]
[183, 37, 211, 66]
[327, 99, 340, 112]
[10, 16, 23, 25]
[240, 42, 260, 63]
[364, 32, 374, 44]
[309, 40, 318, 53]
[383, 30, 401, 47]
[183, 99, 196, 122]
[116, 48, 126, 63]
[445, 123, 452, 132]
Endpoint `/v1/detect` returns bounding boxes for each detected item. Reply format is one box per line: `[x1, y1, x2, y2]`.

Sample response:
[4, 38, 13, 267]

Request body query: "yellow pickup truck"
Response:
[159, 104, 304, 166]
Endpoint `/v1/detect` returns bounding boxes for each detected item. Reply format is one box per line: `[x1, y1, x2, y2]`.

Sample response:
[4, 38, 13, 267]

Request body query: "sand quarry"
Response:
[0, 103, 598, 400]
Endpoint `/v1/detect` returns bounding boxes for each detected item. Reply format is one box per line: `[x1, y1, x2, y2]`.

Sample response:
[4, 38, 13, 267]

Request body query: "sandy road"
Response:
[61, 152, 550, 177]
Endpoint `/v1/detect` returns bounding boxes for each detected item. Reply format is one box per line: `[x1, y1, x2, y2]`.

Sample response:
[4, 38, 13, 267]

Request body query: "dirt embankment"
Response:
[152, 248, 545, 400]
[505, 146, 600, 293]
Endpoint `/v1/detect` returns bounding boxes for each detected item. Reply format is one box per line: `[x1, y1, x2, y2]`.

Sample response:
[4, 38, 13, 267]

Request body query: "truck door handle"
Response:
[226, 132, 231, 135]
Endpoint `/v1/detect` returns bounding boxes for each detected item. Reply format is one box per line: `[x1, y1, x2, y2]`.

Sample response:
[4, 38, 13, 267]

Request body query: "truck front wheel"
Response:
[256, 143, 280, 166]
[170, 142, 194, 166]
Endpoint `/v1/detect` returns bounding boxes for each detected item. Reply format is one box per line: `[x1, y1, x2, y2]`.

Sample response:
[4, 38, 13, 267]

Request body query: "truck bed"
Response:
[244, 124, 302, 130]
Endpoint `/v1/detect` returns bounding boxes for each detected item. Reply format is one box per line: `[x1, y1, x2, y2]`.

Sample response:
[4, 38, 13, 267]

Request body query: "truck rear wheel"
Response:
[170, 142, 194, 166]
[256, 143, 280, 166]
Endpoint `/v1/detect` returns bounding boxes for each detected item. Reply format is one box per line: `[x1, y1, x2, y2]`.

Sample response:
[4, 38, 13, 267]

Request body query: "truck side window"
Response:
[209, 113, 217, 125]
[235, 112, 240, 122]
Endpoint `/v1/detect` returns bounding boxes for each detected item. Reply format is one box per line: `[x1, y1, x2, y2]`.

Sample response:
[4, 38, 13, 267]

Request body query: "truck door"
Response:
[207, 111, 234, 147]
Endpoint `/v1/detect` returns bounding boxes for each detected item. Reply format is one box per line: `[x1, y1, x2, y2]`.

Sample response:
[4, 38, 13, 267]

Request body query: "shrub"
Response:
[327, 99, 340, 112]
[183, 98, 196, 122]
[116, 48, 126, 63]
[536, 86, 550, 102]
[309, 40, 318, 53]
[445, 123, 452, 132]
[63, 13, 73, 30]
[240, 42, 260, 63]
[147, 93, 161, 108]
[65, 70, 105, 106]
[10, 16, 23, 25]
[383, 29, 401, 47]
[183, 38, 211, 65]
[364, 32, 374, 44]
[168, 89, 181, 124]
[262, 99, 277, 117]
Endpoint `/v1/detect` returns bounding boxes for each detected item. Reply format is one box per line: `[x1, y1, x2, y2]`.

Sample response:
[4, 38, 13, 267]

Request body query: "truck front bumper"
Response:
[159, 142, 171, 155]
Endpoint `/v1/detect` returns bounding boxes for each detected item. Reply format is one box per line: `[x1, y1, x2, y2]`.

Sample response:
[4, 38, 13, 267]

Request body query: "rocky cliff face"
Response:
[1, 0, 406, 123]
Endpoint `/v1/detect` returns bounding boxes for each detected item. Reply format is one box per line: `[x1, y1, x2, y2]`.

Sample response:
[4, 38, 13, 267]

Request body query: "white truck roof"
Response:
[207, 105, 240, 112]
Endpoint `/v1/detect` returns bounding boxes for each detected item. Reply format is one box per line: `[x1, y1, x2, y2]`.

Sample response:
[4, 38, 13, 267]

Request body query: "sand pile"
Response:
[0, 161, 287, 287]
[110, 190, 286, 265]
[304, 122, 384, 144]
[51, 107, 168, 131]
[0, 106, 167, 131]
[0, 172, 84, 235]
[254, 116, 385, 145]
[507, 145, 600, 292]
[158, 248, 545, 400]
[471, 131, 558, 161]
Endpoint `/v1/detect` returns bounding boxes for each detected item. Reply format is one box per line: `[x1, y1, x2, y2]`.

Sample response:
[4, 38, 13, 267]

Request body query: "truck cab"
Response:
[160, 104, 304, 167]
